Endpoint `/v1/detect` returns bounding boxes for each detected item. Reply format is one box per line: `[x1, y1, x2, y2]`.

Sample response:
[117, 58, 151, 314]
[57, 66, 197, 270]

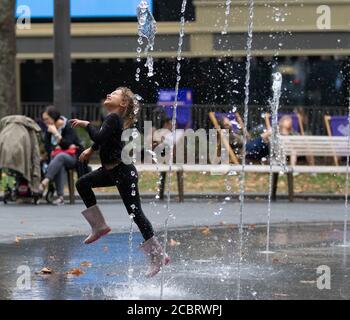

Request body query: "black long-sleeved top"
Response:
[86, 113, 124, 165]
[44, 119, 83, 160]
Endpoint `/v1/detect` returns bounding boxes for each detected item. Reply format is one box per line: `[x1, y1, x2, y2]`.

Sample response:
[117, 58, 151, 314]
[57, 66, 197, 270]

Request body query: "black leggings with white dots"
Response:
[76, 163, 154, 241]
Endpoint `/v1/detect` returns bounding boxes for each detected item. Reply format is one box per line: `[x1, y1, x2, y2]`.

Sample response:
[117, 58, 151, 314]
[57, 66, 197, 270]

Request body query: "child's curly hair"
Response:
[117, 86, 140, 130]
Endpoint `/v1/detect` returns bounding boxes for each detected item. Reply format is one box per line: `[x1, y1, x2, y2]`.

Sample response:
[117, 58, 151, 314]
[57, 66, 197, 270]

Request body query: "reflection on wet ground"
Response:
[0, 222, 349, 300]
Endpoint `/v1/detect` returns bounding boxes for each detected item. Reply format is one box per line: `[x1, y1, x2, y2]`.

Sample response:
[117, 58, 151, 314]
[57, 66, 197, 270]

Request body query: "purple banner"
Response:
[329, 116, 350, 136]
[157, 89, 193, 129]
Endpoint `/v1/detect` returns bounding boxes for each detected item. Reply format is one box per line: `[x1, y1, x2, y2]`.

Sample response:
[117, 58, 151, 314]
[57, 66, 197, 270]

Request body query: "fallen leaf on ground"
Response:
[15, 236, 22, 244]
[66, 268, 85, 276]
[80, 261, 92, 267]
[169, 239, 180, 247]
[36, 267, 53, 275]
[199, 227, 211, 236]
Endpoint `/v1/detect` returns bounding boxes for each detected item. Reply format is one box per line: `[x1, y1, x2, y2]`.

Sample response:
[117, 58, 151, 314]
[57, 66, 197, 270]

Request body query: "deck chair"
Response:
[266, 111, 315, 164]
[208, 111, 244, 165]
[265, 112, 305, 135]
[266, 112, 309, 200]
[209, 111, 293, 201]
[324, 115, 349, 166]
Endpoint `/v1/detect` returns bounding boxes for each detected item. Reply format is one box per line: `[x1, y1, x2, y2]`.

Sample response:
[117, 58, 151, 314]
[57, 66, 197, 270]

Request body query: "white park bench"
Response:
[279, 135, 350, 161]
[277, 135, 350, 200]
[88, 163, 294, 202]
[84, 136, 349, 203]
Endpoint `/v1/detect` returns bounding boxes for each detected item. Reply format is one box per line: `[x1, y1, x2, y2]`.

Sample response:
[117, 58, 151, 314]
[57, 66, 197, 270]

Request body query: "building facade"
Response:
[16, 0, 350, 108]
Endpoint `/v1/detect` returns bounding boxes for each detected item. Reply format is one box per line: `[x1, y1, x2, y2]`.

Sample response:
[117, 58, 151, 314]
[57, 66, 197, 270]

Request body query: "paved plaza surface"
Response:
[0, 199, 346, 243]
[0, 200, 349, 300]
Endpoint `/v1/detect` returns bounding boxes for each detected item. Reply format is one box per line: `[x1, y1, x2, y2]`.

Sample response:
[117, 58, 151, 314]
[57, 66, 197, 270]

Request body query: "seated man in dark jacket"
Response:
[39, 106, 83, 205]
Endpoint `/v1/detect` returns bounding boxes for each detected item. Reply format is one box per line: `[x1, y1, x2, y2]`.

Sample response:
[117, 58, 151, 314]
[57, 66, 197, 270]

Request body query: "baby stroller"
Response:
[0, 115, 42, 205]
[1, 168, 41, 204]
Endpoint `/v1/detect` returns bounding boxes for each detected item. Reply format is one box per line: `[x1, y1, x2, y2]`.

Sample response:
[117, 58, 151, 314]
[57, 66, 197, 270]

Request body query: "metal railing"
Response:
[21, 102, 348, 135]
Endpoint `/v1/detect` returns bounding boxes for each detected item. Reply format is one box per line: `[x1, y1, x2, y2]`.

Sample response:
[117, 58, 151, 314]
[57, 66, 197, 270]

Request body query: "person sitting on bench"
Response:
[220, 116, 271, 161]
[279, 115, 299, 166]
[39, 106, 83, 205]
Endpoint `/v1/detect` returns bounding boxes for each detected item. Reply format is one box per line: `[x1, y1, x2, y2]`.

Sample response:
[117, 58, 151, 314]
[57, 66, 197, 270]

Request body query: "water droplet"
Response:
[132, 132, 139, 139]
[136, 0, 157, 81]
[134, 94, 143, 101]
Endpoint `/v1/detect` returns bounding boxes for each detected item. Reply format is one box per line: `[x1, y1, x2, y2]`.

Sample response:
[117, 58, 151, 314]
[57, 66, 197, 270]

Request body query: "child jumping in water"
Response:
[70, 87, 170, 278]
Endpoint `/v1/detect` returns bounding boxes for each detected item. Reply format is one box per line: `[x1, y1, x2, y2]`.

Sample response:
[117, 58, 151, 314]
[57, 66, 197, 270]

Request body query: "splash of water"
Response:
[160, 0, 188, 300]
[237, 0, 254, 301]
[260, 72, 283, 255]
[136, 0, 157, 81]
[126, 93, 143, 283]
[269, 72, 286, 168]
[127, 214, 135, 285]
[222, 0, 232, 35]
[340, 93, 350, 247]
[101, 279, 190, 300]
[145, 149, 163, 214]
[212, 107, 237, 217]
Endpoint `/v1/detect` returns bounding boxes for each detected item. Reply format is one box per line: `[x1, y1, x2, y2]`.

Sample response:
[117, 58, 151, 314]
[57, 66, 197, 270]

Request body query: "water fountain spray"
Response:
[338, 90, 350, 248]
[222, 0, 232, 35]
[259, 72, 283, 255]
[136, 0, 157, 81]
[237, 0, 255, 301]
[127, 94, 143, 285]
[127, 214, 135, 285]
[160, 0, 188, 300]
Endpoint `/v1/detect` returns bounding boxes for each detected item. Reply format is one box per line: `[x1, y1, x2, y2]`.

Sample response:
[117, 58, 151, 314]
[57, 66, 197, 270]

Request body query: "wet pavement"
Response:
[0, 222, 349, 300]
[0, 200, 346, 243]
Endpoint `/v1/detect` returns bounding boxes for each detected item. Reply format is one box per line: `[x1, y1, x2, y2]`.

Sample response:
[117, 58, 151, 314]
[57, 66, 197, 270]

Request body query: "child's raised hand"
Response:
[70, 119, 90, 128]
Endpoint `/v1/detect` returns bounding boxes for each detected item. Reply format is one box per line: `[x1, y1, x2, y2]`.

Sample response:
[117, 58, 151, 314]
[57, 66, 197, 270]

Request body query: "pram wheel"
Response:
[3, 193, 8, 204]
[3, 186, 14, 204]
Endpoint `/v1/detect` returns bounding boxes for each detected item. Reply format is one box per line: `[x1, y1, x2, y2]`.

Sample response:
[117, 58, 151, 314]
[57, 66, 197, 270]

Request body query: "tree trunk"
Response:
[0, 0, 17, 118]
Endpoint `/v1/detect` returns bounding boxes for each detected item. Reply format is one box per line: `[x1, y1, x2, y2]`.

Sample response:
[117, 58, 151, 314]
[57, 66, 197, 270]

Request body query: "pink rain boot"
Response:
[81, 205, 111, 244]
[140, 236, 171, 278]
